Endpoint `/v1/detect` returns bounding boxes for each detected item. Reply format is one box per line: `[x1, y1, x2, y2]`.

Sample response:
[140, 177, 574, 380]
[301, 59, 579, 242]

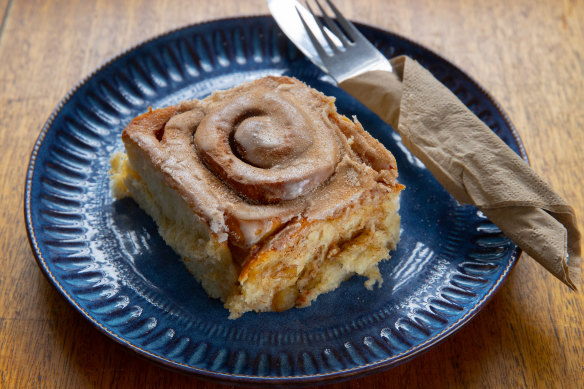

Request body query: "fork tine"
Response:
[295, 5, 329, 60]
[313, 0, 350, 47]
[304, 1, 341, 52]
[324, 0, 362, 42]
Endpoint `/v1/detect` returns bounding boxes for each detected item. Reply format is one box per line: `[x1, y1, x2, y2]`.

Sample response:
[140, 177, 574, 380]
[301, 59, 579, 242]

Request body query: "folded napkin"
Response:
[339, 55, 581, 289]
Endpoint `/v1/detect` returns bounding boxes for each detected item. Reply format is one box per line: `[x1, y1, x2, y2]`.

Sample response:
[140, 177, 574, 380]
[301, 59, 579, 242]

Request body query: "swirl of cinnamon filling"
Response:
[121, 76, 400, 251]
[194, 89, 341, 203]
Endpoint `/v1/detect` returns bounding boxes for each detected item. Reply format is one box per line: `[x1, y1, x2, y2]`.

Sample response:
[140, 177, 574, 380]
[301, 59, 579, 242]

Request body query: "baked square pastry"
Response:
[110, 76, 403, 318]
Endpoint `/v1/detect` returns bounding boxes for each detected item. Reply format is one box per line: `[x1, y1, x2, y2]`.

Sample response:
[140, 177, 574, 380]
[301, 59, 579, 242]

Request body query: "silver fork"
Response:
[295, 0, 392, 83]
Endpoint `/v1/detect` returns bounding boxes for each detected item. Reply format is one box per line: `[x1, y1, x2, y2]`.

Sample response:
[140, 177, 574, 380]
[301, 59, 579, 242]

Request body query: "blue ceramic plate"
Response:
[25, 16, 525, 386]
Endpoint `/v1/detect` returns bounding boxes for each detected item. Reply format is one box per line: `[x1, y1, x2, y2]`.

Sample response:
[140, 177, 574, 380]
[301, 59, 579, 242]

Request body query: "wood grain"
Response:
[1, 0, 582, 387]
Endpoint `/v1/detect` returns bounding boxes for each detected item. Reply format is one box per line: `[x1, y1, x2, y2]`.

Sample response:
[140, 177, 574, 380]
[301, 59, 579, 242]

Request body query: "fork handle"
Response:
[340, 58, 405, 130]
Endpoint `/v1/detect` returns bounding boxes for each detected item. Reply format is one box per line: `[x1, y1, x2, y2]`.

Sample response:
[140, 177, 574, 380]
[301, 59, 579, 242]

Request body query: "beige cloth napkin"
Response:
[340, 55, 581, 289]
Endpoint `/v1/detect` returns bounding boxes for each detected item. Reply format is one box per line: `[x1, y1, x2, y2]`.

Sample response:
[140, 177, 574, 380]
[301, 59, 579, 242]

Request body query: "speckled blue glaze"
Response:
[25, 16, 525, 386]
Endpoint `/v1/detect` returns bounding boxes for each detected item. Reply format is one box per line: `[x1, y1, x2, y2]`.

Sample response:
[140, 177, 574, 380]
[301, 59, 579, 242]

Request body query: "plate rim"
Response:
[24, 15, 525, 385]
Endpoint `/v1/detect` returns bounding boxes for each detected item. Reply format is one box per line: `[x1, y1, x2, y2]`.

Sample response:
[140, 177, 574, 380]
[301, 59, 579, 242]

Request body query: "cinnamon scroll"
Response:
[114, 76, 403, 318]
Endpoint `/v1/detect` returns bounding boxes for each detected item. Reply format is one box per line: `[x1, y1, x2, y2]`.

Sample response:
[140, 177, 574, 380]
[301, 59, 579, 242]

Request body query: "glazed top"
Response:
[122, 76, 402, 249]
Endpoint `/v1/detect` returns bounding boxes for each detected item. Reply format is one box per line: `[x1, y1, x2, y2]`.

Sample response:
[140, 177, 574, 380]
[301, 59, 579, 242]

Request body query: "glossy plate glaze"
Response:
[25, 16, 526, 386]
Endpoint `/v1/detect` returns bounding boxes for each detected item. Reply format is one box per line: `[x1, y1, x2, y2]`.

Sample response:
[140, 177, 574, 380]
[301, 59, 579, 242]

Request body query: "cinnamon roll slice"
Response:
[110, 76, 404, 319]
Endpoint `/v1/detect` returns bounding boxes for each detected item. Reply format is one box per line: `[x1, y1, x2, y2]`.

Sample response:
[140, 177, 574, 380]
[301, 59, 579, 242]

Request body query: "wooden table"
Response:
[1, 0, 582, 387]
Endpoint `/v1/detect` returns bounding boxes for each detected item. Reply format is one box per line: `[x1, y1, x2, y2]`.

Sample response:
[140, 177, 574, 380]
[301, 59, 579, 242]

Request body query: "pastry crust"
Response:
[110, 76, 403, 318]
